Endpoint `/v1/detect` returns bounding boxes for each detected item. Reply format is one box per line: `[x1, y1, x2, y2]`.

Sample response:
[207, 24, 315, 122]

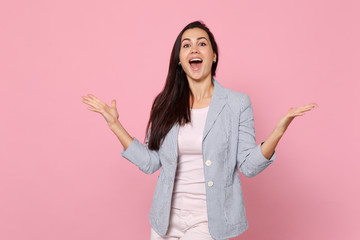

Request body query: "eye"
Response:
[199, 42, 207, 46]
[183, 44, 190, 48]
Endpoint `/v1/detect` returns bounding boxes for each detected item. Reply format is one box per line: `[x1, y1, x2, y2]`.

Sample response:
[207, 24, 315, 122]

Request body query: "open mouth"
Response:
[189, 58, 203, 70]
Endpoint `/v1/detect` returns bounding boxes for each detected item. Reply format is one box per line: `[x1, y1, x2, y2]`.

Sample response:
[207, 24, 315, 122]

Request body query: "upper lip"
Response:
[189, 57, 203, 63]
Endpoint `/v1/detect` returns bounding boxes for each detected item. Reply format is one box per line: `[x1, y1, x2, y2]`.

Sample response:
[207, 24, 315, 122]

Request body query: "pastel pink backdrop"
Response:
[1, 0, 359, 239]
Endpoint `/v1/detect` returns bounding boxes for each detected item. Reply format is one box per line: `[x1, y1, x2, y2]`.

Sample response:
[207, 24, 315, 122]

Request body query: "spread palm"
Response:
[82, 94, 119, 126]
[276, 103, 317, 133]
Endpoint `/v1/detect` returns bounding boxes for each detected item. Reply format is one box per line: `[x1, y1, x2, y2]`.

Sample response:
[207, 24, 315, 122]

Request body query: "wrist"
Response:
[108, 119, 121, 130]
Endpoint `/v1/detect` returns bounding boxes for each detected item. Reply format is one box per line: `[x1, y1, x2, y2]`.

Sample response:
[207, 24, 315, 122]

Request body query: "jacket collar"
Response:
[203, 78, 227, 141]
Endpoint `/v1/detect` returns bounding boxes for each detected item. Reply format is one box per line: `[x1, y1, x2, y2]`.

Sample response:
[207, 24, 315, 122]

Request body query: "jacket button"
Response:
[208, 181, 214, 187]
[205, 160, 212, 166]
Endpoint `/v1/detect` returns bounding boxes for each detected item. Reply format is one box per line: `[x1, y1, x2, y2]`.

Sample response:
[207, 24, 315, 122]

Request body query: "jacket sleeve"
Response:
[237, 95, 275, 178]
[120, 128, 161, 174]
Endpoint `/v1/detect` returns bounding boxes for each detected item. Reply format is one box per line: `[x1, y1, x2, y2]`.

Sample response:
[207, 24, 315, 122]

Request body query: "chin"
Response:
[189, 73, 211, 81]
[187, 75, 203, 81]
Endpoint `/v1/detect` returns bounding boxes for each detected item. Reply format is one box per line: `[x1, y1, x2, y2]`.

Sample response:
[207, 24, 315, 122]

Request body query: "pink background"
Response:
[1, 0, 359, 239]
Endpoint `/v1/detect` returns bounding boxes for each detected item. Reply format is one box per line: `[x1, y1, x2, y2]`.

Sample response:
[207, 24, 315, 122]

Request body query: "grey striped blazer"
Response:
[121, 78, 275, 239]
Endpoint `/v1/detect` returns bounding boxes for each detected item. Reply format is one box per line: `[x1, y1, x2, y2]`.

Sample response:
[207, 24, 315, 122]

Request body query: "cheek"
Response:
[203, 59, 213, 69]
[179, 50, 187, 62]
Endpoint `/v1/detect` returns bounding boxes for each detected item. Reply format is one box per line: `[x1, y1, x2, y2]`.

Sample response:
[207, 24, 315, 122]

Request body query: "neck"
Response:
[187, 76, 214, 104]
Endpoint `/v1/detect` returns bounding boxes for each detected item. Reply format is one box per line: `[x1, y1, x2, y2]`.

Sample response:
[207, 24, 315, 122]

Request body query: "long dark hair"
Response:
[145, 21, 219, 150]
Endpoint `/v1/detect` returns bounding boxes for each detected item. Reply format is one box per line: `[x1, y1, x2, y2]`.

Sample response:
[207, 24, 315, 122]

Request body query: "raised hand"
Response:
[275, 103, 318, 134]
[82, 94, 134, 149]
[261, 102, 318, 160]
[82, 94, 119, 126]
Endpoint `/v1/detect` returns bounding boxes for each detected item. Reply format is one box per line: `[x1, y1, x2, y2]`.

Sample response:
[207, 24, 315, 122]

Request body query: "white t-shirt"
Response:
[171, 106, 209, 212]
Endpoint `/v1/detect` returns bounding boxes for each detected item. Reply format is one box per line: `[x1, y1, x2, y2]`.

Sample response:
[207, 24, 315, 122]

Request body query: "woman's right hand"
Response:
[82, 94, 119, 126]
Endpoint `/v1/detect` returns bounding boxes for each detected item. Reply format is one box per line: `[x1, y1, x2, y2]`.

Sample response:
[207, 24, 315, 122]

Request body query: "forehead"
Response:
[181, 28, 210, 41]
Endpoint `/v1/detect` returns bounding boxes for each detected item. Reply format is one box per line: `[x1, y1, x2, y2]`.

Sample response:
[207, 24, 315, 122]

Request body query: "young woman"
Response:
[82, 21, 317, 240]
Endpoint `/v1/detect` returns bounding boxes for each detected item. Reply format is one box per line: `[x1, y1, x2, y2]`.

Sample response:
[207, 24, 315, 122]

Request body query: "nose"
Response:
[191, 45, 199, 53]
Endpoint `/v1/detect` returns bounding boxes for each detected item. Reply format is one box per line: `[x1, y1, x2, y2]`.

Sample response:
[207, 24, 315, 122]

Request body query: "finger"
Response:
[82, 98, 92, 105]
[88, 95, 107, 106]
[83, 102, 103, 113]
[82, 96, 91, 101]
[294, 106, 318, 115]
[86, 94, 98, 103]
[299, 107, 315, 112]
[304, 103, 318, 109]
[82, 96, 98, 104]
[87, 106, 99, 112]
[299, 104, 315, 109]
[310, 103, 318, 110]
[295, 108, 313, 115]
[297, 103, 317, 108]
[82, 96, 93, 102]
[87, 94, 103, 103]
[304, 105, 318, 111]
[296, 105, 316, 112]
[82, 99, 97, 107]
[111, 99, 116, 108]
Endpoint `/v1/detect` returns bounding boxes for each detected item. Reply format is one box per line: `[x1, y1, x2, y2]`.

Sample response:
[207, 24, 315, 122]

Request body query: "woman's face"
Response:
[179, 28, 216, 82]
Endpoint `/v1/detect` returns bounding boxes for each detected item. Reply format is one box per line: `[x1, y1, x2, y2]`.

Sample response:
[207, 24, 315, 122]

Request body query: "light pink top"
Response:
[171, 105, 209, 212]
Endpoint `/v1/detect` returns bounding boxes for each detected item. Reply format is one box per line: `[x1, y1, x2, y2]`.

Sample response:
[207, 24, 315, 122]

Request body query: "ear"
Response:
[213, 53, 217, 62]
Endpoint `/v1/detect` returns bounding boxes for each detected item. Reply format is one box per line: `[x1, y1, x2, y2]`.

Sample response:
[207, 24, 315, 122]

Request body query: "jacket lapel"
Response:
[203, 78, 227, 141]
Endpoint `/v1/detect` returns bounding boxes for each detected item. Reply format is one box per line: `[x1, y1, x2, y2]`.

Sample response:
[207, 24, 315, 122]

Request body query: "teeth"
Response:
[190, 58, 202, 62]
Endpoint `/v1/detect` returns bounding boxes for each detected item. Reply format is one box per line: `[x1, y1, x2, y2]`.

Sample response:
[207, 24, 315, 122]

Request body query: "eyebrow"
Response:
[181, 37, 208, 43]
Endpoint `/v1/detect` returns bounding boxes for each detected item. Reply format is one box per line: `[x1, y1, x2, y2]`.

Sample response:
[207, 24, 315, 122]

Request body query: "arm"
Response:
[261, 103, 318, 159]
[237, 95, 275, 178]
[237, 96, 318, 177]
[82, 94, 161, 174]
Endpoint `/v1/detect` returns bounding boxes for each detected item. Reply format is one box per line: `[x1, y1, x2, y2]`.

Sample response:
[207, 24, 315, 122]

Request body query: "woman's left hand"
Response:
[261, 102, 318, 159]
[275, 103, 318, 134]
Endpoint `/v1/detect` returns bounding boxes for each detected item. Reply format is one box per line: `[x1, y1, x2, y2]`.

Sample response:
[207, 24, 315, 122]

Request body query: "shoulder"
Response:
[213, 78, 253, 112]
[222, 85, 252, 111]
